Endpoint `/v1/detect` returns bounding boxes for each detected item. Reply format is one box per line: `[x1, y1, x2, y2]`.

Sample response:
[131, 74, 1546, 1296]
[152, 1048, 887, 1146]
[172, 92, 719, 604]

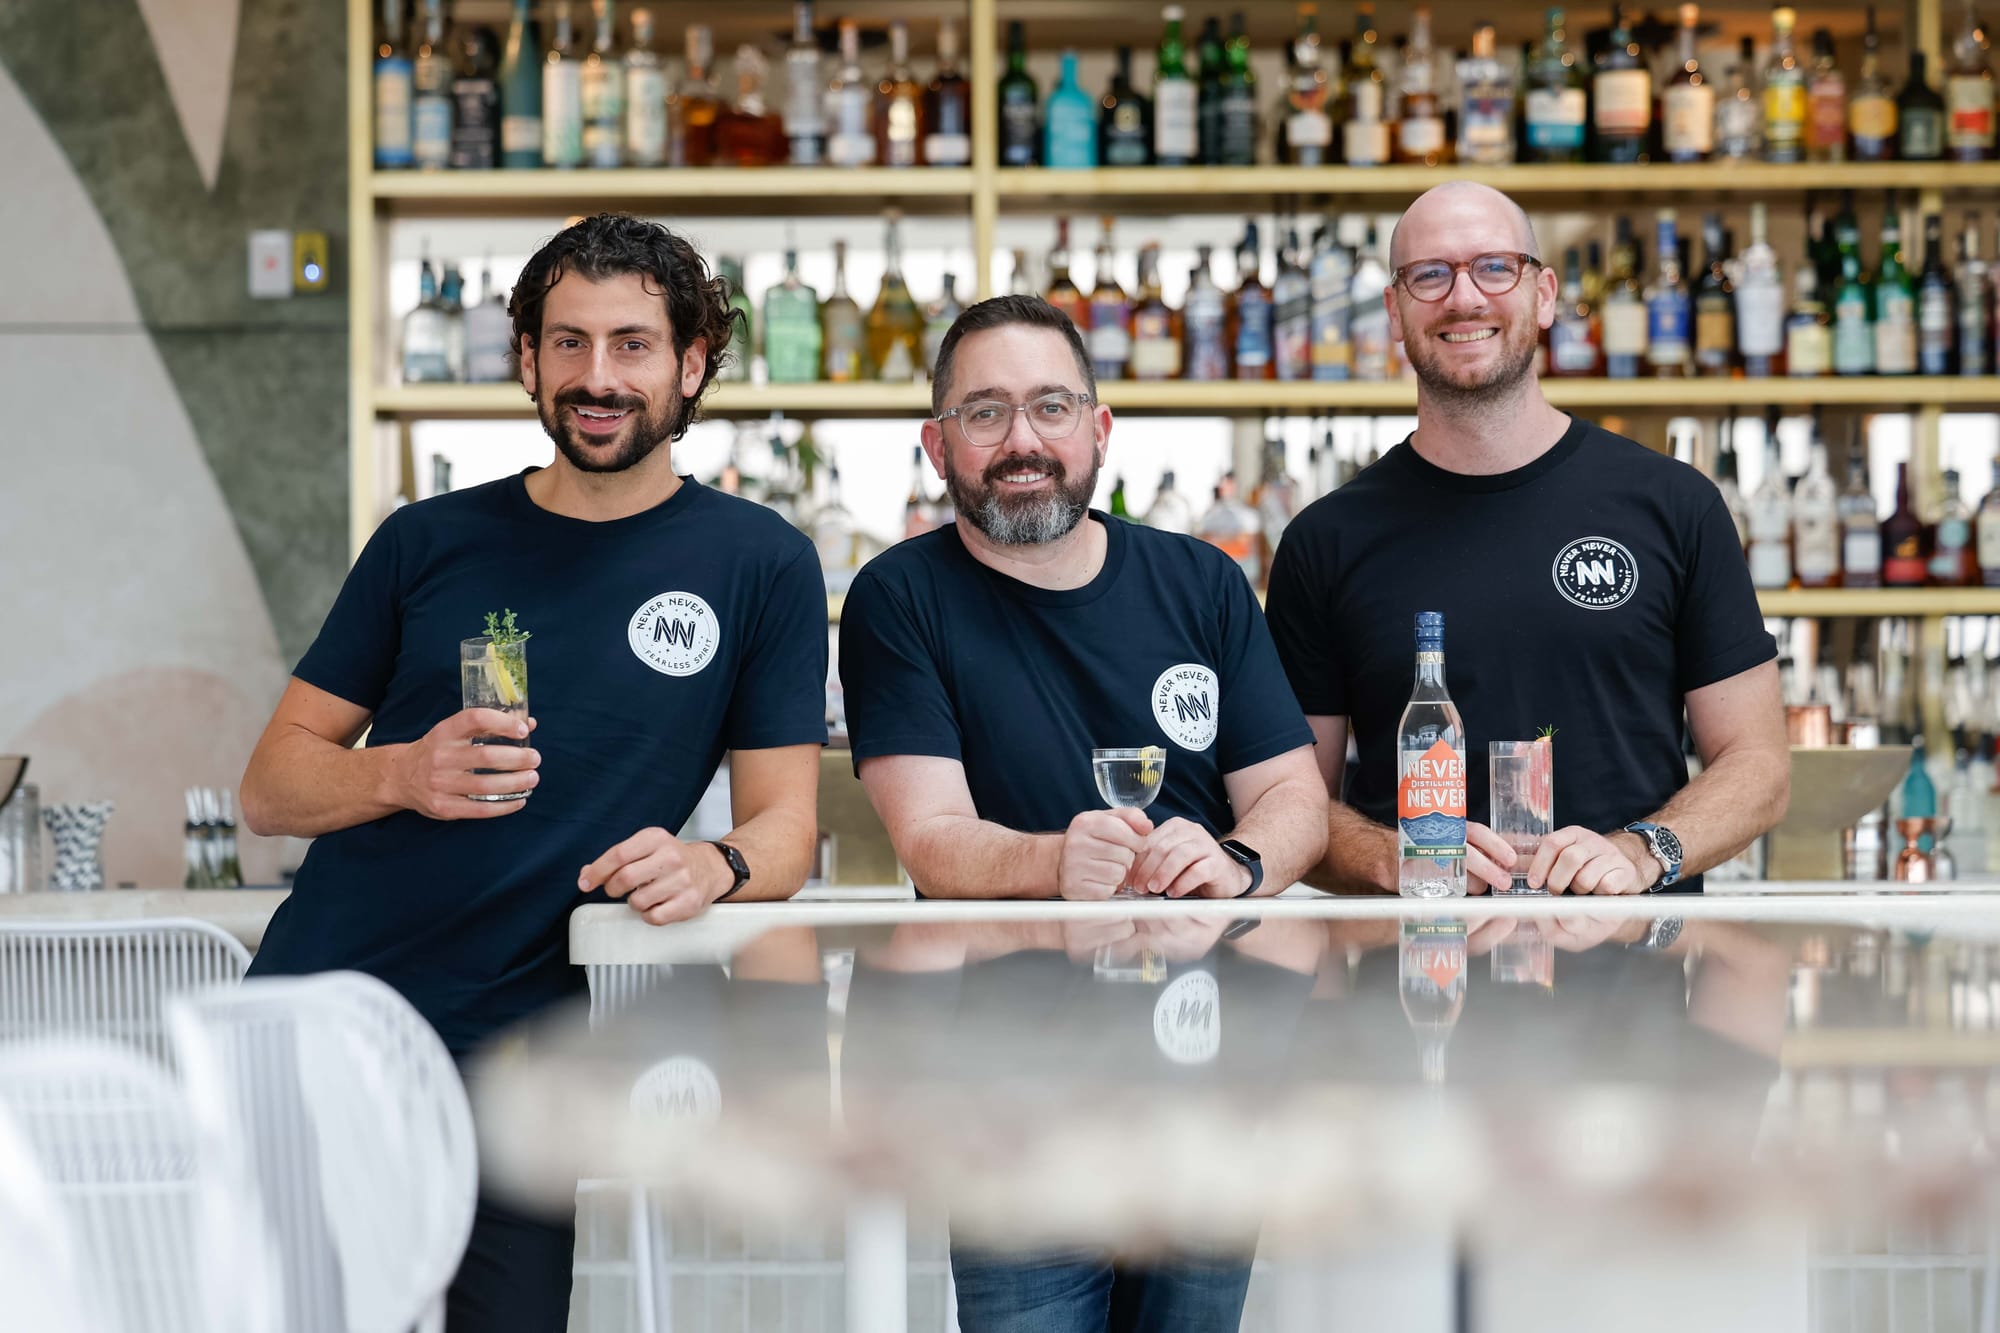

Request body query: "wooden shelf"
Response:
[1758, 588, 2000, 617]
[369, 166, 975, 214]
[1781, 1028, 2000, 1069]
[373, 378, 2000, 418]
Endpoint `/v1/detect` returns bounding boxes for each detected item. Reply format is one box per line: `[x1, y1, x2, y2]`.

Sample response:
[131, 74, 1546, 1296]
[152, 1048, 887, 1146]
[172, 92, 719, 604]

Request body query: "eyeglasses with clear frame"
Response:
[935, 391, 1096, 447]
[1391, 253, 1545, 303]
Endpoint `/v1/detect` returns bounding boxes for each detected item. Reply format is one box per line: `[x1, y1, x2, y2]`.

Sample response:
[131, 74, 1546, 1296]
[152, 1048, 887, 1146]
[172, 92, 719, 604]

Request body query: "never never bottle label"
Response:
[1399, 739, 1467, 857]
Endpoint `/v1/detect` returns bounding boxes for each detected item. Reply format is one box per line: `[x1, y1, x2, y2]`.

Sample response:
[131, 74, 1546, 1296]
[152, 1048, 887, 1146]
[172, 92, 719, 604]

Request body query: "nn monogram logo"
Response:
[1153, 971, 1221, 1065]
[1151, 662, 1220, 752]
[1551, 536, 1639, 610]
[628, 591, 721, 677]
[1173, 692, 1212, 725]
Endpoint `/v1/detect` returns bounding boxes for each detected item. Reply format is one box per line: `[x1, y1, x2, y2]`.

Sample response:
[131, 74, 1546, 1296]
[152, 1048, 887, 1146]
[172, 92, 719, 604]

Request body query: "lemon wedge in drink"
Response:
[1138, 745, 1165, 786]
[485, 642, 523, 707]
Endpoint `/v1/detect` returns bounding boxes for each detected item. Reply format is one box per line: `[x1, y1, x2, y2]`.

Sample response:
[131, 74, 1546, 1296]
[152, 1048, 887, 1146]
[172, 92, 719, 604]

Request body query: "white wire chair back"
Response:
[0, 919, 251, 1065]
[0, 1095, 100, 1333]
[168, 971, 478, 1333]
[0, 1038, 279, 1333]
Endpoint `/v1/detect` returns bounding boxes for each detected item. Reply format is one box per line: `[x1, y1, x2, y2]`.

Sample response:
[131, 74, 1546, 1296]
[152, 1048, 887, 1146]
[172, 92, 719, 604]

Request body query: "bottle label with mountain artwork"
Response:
[1399, 739, 1467, 862]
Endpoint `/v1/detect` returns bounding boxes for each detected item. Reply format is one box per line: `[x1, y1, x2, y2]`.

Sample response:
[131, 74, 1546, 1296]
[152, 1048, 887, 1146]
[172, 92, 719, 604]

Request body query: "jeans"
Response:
[950, 1244, 1254, 1333]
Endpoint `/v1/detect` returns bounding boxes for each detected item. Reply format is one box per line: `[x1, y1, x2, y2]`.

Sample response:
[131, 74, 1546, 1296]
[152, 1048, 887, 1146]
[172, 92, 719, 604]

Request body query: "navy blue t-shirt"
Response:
[251, 472, 827, 1053]
[838, 513, 1314, 856]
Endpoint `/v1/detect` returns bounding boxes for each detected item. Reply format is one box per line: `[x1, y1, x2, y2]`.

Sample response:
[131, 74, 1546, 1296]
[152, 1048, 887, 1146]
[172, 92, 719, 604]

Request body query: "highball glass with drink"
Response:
[461, 636, 532, 802]
[1487, 740, 1552, 895]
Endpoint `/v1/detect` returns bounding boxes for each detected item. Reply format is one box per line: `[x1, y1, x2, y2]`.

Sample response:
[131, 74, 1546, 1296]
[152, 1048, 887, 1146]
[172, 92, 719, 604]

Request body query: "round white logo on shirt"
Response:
[1551, 536, 1639, 610]
[1153, 970, 1221, 1065]
[1151, 663, 1220, 751]
[628, 591, 720, 676]
[629, 1055, 723, 1122]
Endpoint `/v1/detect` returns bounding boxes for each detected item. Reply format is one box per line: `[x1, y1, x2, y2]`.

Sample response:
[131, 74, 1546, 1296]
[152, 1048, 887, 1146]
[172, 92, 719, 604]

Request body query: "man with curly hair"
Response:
[241, 213, 827, 1328]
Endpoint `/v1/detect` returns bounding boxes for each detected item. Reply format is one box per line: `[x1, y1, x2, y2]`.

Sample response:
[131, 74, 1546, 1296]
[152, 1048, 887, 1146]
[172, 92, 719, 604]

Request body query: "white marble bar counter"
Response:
[0, 888, 292, 949]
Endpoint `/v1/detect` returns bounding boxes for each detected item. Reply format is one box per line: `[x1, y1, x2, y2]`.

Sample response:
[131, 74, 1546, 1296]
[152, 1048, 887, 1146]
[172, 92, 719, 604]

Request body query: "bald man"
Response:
[1264, 183, 1789, 903]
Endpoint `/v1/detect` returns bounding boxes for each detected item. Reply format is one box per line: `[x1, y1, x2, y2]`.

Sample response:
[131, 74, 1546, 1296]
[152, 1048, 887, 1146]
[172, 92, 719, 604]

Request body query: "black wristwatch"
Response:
[708, 840, 751, 902]
[1219, 839, 1264, 897]
[1628, 916, 1684, 952]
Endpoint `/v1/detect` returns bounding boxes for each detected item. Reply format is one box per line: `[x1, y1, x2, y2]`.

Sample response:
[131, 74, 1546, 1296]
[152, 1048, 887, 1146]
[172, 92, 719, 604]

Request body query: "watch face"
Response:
[1220, 839, 1260, 864]
[1655, 827, 1684, 863]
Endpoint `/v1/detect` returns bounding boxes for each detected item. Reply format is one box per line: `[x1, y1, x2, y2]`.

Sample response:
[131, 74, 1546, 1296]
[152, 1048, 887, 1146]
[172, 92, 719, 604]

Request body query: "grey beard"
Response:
[962, 491, 1091, 546]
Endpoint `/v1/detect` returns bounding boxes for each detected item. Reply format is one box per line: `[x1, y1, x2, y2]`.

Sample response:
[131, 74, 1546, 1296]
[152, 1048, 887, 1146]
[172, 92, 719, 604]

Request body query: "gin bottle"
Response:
[1398, 612, 1467, 899]
[579, 0, 626, 168]
[402, 256, 452, 383]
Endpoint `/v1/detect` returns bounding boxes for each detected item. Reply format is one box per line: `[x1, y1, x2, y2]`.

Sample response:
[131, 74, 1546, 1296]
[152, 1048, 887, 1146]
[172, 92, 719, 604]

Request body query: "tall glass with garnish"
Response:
[461, 609, 532, 802]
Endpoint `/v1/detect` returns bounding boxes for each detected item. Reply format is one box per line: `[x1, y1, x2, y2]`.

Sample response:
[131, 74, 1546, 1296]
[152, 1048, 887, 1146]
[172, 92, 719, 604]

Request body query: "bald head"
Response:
[1389, 182, 1539, 269]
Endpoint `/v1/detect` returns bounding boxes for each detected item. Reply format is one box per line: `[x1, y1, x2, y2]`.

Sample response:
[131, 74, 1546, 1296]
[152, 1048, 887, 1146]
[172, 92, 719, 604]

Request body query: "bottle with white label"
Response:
[1794, 431, 1842, 587]
[1661, 3, 1714, 162]
[623, 9, 668, 166]
[579, 0, 626, 168]
[1747, 424, 1794, 589]
[1350, 230, 1392, 381]
[374, 0, 416, 169]
[1398, 612, 1467, 899]
[1153, 6, 1199, 164]
[1592, 3, 1652, 162]
[1395, 6, 1451, 165]
[1456, 24, 1515, 165]
[541, 2, 584, 168]
[1839, 438, 1882, 586]
[1601, 218, 1648, 378]
[411, 0, 454, 170]
[1524, 7, 1587, 163]
[1976, 459, 2000, 585]
[1342, 7, 1390, 165]
[824, 20, 875, 167]
[1735, 202, 1786, 376]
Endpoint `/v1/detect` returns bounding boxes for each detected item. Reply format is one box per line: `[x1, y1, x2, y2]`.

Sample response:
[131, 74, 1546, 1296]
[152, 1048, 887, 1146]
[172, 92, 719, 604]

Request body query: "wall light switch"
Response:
[293, 231, 331, 293]
[248, 229, 292, 299]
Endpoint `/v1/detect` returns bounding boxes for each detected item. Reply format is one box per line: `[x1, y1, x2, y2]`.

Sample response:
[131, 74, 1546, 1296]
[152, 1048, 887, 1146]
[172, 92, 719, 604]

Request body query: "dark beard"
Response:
[943, 447, 1100, 546]
[1402, 320, 1539, 411]
[537, 385, 687, 474]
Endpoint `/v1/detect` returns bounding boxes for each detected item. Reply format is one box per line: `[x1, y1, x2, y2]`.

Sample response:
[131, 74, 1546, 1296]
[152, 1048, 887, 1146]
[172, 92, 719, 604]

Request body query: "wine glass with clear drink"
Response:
[1091, 746, 1166, 898]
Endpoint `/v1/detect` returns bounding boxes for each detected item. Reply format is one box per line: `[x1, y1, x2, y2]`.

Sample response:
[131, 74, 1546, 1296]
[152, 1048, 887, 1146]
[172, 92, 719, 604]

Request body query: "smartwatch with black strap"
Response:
[1220, 839, 1264, 897]
[708, 840, 751, 902]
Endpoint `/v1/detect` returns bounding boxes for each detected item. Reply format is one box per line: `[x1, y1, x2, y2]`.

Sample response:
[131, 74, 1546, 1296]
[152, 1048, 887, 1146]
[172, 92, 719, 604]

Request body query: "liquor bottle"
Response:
[1934, 468, 1980, 584]
[1661, 3, 1714, 163]
[903, 446, 936, 539]
[998, 21, 1039, 166]
[1088, 222, 1133, 380]
[1736, 202, 1786, 377]
[579, 0, 625, 169]
[464, 261, 514, 382]
[1833, 215, 1876, 376]
[1747, 422, 1793, 589]
[926, 18, 973, 168]
[1601, 218, 1646, 378]
[1845, 7, 1896, 161]
[1197, 473, 1262, 583]
[669, 24, 721, 167]
[1231, 221, 1275, 380]
[876, 20, 923, 168]
[1395, 6, 1450, 166]
[1100, 47, 1153, 167]
[541, 1, 583, 167]
[1341, 4, 1390, 166]
[1197, 16, 1227, 165]
[1549, 247, 1601, 376]
[1839, 436, 1881, 585]
[783, 1, 825, 165]
[402, 256, 450, 382]
[1044, 220, 1091, 332]
[1715, 36, 1762, 160]
[1184, 244, 1231, 380]
[825, 20, 874, 167]
[1045, 50, 1098, 168]
[1977, 459, 2000, 583]
[623, 9, 667, 167]
[375, 0, 416, 169]
[1524, 8, 1588, 164]
[1762, 6, 1806, 164]
[1253, 427, 1299, 576]
[1309, 228, 1354, 380]
[1875, 199, 1917, 375]
[1219, 11, 1259, 166]
[1919, 214, 1957, 375]
[1109, 475, 1131, 520]
[449, 24, 501, 171]
[922, 272, 962, 378]
[868, 213, 925, 382]
[1274, 230, 1313, 381]
[1282, 6, 1334, 166]
[1398, 611, 1467, 899]
[1882, 462, 1931, 586]
[1715, 416, 1750, 548]
[1147, 470, 1196, 533]
[716, 256, 752, 381]
[1592, 3, 1652, 164]
[1350, 227, 1392, 380]
[1646, 212, 1693, 378]
[717, 46, 786, 167]
[1130, 245, 1182, 381]
[498, 0, 542, 168]
[763, 242, 822, 383]
[1959, 213, 1991, 375]
[1806, 27, 1847, 161]
[1786, 264, 1834, 376]
[1948, 0, 1997, 161]
[1901, 52, 1947, 160]
[1154, 5, 1199, 166]
[1795, 430, 1842, 587]
[821, 239, 869, 381]
[1693, 217, 1735, 376]
[1456, 24, 1516, 165]
[437, 265, 467, 381]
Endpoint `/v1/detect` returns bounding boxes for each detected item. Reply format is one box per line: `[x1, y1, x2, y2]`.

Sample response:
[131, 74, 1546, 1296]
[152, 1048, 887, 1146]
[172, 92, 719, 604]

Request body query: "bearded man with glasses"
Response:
[837, 294, 1328, 1330]
[1266, 181, 1788, 904]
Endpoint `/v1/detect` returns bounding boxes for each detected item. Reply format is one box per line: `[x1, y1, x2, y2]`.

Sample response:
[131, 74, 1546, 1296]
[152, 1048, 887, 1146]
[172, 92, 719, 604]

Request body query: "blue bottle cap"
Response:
[1415, 610, 1444, 649]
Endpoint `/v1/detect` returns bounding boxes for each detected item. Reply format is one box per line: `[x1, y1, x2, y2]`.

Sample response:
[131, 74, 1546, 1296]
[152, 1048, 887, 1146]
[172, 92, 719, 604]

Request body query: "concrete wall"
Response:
[0, 0, 348, 887]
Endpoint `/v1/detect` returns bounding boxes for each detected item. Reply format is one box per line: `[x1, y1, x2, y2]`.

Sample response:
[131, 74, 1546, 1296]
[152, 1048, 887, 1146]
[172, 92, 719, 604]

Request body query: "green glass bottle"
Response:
[499, 0, 544, 167]
[999, 21, 1040, 165]
[1154, 5, 1198, 165]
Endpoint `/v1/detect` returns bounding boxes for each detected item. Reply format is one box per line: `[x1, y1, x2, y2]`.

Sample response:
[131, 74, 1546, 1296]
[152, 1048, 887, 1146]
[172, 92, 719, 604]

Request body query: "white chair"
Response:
[0, 1097, 101, 1333]
[0, 919, 251, 1065]
[169, 971, 478, 1333]
[0, 1037, 279, 1333]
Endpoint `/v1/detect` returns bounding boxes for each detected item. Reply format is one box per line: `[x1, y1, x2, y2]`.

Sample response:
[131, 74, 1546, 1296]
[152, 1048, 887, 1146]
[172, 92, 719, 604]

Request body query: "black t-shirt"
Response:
[838, 514, 1314, 854]
[1264, 417, 1774, 888]
[250, 472, 828, 1053]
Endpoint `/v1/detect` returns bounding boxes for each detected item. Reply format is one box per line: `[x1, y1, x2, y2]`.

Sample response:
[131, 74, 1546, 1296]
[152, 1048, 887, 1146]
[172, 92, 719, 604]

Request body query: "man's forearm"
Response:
[1615, 744, 1792, 882]
[1301, 801, 1398, 895]
[891, 815, 1064, 899]
[240, 728, 408, 838]
[716, 803, 820, 903]
[1228, 775, 1333, 895]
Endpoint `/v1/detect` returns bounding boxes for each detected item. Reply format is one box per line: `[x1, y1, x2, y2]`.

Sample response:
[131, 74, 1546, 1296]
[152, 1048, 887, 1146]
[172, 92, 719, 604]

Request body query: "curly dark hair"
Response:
[508, 213, 744, 441]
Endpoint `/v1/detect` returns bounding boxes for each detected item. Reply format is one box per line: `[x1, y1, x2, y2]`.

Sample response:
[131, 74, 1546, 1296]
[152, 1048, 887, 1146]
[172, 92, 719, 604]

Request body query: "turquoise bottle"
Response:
[1044, 50, 1098, 168]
